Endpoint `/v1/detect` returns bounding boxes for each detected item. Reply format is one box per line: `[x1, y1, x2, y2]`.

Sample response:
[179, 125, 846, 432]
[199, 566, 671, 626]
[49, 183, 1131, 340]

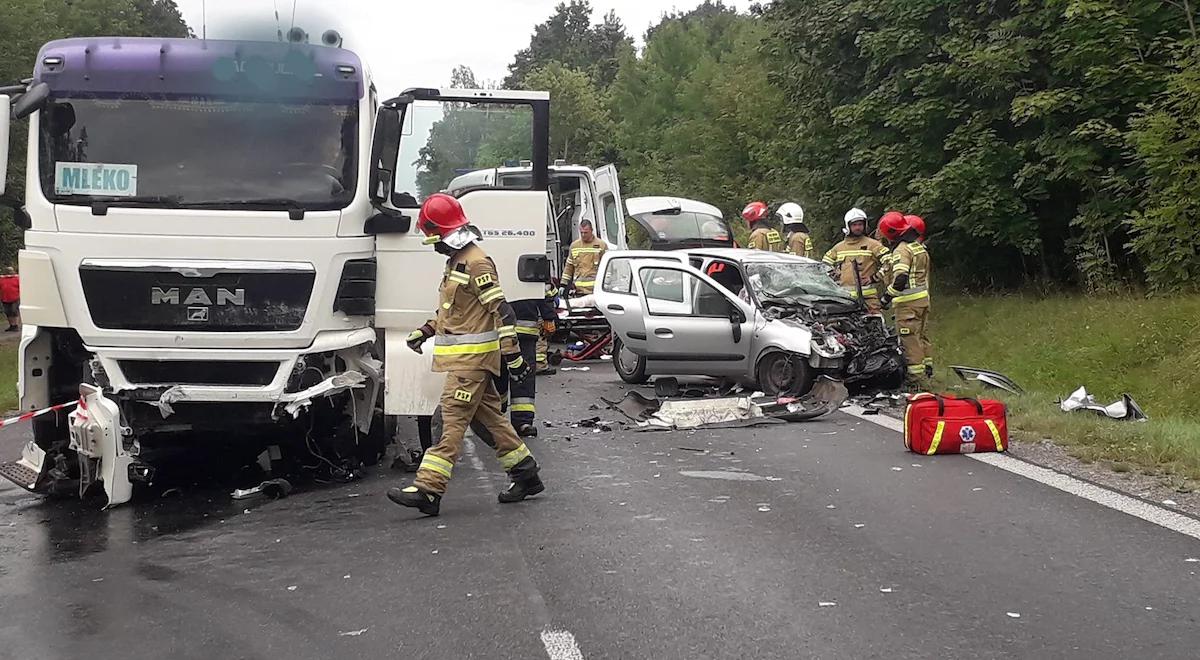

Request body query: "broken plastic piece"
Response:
[232, 478, 293, 500]
[69, 384, 133, 508]
[282, 371, 368, 417]
[1059, 386, 1148, 421]
[951, 366, 1024, 395]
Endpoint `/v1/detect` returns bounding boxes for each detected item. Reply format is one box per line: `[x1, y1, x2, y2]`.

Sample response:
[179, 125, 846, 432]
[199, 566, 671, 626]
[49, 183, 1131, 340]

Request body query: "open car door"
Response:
[593, 164, 627, 250]
[368, 88, 552, 416]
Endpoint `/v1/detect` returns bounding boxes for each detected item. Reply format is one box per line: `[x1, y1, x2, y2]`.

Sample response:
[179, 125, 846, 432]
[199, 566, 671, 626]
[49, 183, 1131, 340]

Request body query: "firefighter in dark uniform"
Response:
[387, 193, 545, 516]
[510, 289, 554, 437]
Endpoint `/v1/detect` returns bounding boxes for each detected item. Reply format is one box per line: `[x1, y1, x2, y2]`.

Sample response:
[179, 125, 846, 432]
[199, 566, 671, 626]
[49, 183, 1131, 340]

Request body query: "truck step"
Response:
[0, 461, 41, 491]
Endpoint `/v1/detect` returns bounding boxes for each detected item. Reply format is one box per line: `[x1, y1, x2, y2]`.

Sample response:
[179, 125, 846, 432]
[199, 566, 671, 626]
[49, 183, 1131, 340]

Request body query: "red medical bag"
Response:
[904, 393, 1008, 455]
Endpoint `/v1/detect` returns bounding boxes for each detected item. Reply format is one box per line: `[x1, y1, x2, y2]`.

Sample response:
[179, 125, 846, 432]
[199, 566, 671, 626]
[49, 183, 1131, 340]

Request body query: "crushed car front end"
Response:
[746, 258, 905, 390]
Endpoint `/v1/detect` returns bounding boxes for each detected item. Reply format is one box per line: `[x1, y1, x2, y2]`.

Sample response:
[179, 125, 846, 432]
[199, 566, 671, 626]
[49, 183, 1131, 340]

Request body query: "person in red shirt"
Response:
[0, 267, 20, 331]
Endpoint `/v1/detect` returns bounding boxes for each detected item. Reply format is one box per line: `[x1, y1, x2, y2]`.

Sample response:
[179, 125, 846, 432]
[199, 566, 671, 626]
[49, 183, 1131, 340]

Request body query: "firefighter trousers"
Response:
[894, 302, 931, 376]
[414, 370, 537, 495]
[536, 333, 549, 370]
[510, 333, 538, 427]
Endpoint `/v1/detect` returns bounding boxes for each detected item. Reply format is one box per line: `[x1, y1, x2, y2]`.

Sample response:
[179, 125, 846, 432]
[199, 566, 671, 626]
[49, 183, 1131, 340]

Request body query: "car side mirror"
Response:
[518, 254, 550, 282]
[369, 105, 402, 204]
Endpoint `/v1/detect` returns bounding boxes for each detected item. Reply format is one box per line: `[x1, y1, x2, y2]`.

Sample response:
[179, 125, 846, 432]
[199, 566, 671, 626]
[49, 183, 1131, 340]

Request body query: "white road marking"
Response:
[843, 406, 1200, 541]
[541, 628, 584, 660]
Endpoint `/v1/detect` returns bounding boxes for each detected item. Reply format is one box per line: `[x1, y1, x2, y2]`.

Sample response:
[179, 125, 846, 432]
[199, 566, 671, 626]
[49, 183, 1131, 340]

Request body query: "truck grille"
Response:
[80, 263, 315, 332]
[119, 360, 280, 386]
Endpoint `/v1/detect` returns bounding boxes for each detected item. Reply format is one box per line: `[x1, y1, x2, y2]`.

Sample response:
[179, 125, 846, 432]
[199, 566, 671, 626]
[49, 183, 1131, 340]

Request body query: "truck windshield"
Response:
[38, 96, 357, 211]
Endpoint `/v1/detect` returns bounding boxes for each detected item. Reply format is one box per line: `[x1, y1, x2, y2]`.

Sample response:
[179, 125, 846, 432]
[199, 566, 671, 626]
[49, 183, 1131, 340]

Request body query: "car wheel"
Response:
[756, 351, 815, 397]
[612, 337, 648, 384]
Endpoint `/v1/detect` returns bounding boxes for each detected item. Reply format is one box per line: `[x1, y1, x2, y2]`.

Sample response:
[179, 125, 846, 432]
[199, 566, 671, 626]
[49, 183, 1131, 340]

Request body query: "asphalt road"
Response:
[1, 367, 1198, 659]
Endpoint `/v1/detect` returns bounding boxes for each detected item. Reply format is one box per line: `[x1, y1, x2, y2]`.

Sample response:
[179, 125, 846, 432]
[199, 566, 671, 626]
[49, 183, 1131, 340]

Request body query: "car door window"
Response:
[600, 192, 620, 244]
[602, 257, 636, 294]
[641, 267, 731, 317]
[703, 260, 745, 296]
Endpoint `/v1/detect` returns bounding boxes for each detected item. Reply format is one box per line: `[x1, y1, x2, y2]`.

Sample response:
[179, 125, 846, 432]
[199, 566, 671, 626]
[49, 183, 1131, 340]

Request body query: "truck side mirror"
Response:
[0, 95, 8, 195]
[369, 105, 402, 204]
[364, 211, 411, 235]
[11, 83, 49, 120]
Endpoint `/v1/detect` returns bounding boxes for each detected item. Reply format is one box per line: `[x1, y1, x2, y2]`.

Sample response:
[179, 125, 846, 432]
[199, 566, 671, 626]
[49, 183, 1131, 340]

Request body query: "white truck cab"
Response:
[0, 38, 550, 505]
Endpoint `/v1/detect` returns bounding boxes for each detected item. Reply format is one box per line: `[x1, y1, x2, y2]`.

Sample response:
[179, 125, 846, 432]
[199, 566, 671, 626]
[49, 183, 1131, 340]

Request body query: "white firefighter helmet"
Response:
[843, 207, 868, 235]
[776, 202, 804, 226]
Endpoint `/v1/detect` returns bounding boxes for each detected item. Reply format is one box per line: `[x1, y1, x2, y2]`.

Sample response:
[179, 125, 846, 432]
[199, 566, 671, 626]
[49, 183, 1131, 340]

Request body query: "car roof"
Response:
[681, 247, 821, 265]
[625, 196, 723, 218]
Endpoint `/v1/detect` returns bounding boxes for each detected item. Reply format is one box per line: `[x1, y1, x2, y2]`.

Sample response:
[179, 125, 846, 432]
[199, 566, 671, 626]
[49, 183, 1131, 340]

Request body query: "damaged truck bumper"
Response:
[3, 328, 382, 507]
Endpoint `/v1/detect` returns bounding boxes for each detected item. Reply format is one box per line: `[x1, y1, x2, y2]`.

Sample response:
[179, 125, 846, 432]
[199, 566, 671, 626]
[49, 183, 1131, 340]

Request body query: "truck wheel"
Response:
[756, 352, 814, 398]
[613, 337, 648, 384]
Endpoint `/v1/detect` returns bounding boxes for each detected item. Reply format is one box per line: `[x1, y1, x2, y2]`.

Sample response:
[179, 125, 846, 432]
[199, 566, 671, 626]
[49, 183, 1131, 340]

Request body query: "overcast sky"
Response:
[174, 0, 745, 98]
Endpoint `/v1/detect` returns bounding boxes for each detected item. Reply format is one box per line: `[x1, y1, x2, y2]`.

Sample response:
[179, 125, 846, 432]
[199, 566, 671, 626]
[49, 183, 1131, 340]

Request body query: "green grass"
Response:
[929, 294, 1200, 483]
[0, 340, 17, 413]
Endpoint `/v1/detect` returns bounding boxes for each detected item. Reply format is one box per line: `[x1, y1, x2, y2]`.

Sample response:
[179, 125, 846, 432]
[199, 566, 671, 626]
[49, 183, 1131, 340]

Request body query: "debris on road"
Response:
[605, 378, 845, 431]
[680, 470, 776, 482]
[1006, 612, 1021, 619]
[339, 628, 369, 637]
[818, 601, 838, 608]
[891, 467, 903, 472]
[231, 478, 293, 500]
[879, 587, 894, 593]
[1059, 386, 1148, 421]
[951, 366, 1024, 395]
[561, 366, 591, 372]
[287, 585, 298, 591]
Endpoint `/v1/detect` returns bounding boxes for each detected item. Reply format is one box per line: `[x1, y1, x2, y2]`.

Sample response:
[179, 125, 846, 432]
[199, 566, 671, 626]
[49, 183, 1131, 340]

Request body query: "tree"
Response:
[523, 63, 611, 164]
[762, 0, 1192, 288]
[504, 1, 634, 89]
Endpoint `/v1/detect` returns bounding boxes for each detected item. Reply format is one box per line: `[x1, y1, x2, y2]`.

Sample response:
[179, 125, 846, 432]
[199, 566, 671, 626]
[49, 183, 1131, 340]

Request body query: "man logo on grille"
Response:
[959, 426, 977, 443]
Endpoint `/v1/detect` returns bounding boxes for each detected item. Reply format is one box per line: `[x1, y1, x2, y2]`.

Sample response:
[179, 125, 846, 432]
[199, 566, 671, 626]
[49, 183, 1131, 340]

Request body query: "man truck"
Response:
[0, 35, 550, 506]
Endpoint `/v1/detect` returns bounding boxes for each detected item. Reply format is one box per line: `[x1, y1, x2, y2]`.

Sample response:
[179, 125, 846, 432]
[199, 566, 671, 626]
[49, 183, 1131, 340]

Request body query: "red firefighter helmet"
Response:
[879, 211, 910, 242]
[417, 193, 470, 242]
[741, 201, 769, 224]
[904, 214, 926, 240]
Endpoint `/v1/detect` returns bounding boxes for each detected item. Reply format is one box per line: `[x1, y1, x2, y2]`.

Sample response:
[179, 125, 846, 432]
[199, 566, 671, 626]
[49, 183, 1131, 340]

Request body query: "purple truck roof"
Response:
[34, 37, 364, 102]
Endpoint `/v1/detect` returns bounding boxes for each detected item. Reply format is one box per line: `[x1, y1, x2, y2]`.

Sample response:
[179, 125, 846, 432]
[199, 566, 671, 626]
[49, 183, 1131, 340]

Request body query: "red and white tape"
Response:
[0, 400, 79, 429]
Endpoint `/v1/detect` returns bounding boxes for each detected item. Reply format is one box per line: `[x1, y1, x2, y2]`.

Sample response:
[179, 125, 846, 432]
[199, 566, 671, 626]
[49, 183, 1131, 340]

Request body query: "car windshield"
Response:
[745, 261, 850, 301]
[38, 96, 357, 210]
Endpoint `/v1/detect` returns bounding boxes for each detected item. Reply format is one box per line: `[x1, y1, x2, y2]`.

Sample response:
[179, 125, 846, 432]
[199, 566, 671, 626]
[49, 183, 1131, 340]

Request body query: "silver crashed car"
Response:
[592, 248, 904, 395]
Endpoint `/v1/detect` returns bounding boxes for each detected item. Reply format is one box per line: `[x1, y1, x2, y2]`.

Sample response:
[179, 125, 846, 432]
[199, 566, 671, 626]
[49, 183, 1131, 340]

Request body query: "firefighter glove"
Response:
[542, 320, 556, 334]
[879, 294, 893, 310]
[407, 324, 434, 354]
[506, 353, 531, 384]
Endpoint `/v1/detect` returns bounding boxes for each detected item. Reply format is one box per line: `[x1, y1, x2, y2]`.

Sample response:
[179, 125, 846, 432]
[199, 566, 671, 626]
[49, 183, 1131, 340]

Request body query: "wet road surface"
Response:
[1, 368, 1198, 659]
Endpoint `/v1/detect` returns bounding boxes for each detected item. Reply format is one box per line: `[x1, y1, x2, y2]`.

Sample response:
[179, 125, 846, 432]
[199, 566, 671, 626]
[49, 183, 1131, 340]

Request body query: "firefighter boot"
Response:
[517, 423, 538, 438]
[387, 485, 442, 516]
[498, 456, 544, 503]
